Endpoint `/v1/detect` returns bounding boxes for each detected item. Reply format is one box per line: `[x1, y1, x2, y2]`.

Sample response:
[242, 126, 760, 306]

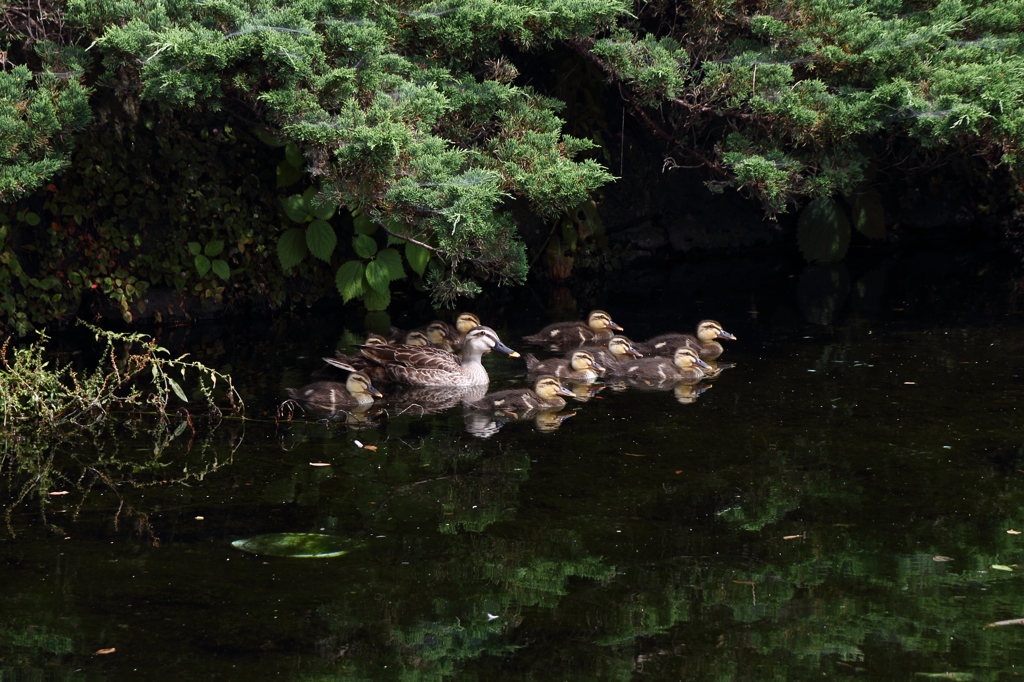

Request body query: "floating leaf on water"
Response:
[914, 673, 975, 680]
[932, 555, 953, 562]
[1008, 529, 1021, 535]
[991, 564, 1013, 571]
[985, 617, 1024, 628]
[231, 533, 359, 558]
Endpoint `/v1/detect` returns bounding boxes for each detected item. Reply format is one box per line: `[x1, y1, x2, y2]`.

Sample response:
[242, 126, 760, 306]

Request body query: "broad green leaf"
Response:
[375, 248, 406, 281]
[285, 141, 303, 170]
[306, 218, 337, 262]
[353, 213, 376, 235]
[187, 241, 201, 256]
[252, 128, 287, 148]
[852, 189, 886, 240]
[278, 228, 308, 271]
[405, 241, 430, 276]
[282, 194, 311, 223]
[204, 239, 224, 257]
[353, 233, 378, 258]
[36, 277, 59, 290]
[276, 160, 302, 188]
[232, 533, 360, 558]
[384, 220, 405, 246]
[311, 200, 336, 221]
[211, 259, 230, 281]
[166, 376, 189, 403]
[797, 198, 850, 263]
[23, 212, 40, 226]
[335, 260, 365, 302]
[363, 282, 391, 310]
[365, 259, 391, 293]
[195, 254, 211, 277]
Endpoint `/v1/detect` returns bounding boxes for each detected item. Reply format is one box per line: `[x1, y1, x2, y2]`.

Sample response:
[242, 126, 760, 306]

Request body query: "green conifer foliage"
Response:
[606, 0, 1024, 214]
[65, 0, 620, 308]
[0, 45, 91, 202]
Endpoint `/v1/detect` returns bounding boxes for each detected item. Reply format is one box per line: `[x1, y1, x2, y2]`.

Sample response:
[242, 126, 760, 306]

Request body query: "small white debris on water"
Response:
[354, 440, 363, 448]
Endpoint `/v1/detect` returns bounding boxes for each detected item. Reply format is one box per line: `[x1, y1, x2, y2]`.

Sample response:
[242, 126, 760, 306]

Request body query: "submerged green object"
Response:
[231, 533, 358, 558]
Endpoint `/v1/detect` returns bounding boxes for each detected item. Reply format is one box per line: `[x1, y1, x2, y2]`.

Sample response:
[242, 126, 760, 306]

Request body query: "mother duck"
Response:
[350, 326, 519, 387]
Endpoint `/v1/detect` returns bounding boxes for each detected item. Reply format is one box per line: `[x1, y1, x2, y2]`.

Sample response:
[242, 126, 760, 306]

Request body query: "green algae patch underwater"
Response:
[231, 533, 362, 558]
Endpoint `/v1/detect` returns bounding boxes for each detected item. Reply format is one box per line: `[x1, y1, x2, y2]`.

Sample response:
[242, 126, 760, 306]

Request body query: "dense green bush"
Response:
[4, 0, 1024, 330]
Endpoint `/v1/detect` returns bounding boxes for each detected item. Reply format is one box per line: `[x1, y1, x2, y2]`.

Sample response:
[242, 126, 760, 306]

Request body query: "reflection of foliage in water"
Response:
[1, 617, 76, 681]
[0, 323, 242, 537]
[1, 414, 242, 539]
[10, 324, 1024, 680]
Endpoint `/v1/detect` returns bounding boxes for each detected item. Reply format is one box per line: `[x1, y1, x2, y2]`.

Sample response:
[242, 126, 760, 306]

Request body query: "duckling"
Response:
[386, 321, 456, 349]
[285, 372, 383, 408]
[522, 310, 624, 351]
[446, 312, 481, 353]
[403, 329, 434, 346]
[637, 320, 736, 360]
[619, 347, 711, 385]
[579, 335, 643, 376]
[311, 333, 390, 380]
[357, 326, 519, 387]
[524, 350, 605, 382]
[463, 375, 576, 412]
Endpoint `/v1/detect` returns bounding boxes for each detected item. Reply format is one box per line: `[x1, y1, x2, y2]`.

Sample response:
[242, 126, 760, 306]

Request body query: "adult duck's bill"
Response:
[493, 339, 520, 357]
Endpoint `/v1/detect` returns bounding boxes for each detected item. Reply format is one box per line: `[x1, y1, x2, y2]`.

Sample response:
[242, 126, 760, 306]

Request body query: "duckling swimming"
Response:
[522, 310, 624, 351]
[579, 335, 643, 376]
[620, 347, 711, 385]
[524, 350, 605, 383]
[637, 320, 736, 360]
[463, 375, 576, 412]
[285, 372, 384, 408]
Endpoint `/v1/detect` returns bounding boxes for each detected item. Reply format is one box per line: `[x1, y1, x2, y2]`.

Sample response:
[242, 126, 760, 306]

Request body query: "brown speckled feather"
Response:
[355, 326, 517, 387]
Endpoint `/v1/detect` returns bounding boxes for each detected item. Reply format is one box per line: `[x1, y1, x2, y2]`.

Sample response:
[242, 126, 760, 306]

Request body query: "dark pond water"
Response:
[5, 250, 1024, 681]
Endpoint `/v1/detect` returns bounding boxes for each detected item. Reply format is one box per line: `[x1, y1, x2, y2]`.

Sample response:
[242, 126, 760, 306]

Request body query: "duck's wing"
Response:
[358, 343, 467, 385]
[360, 344, 461, 370]
[523, 322, 590, 349]
[637, 334, 696, 357]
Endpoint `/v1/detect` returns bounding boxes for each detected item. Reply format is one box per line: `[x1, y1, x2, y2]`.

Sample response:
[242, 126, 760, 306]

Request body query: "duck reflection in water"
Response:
[673, 382, 714, 404]
[386, 384, 488, 415]
[564, 381, 605, 402]
[464, 407, 576, 438]
[462, 375, 577, 437]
